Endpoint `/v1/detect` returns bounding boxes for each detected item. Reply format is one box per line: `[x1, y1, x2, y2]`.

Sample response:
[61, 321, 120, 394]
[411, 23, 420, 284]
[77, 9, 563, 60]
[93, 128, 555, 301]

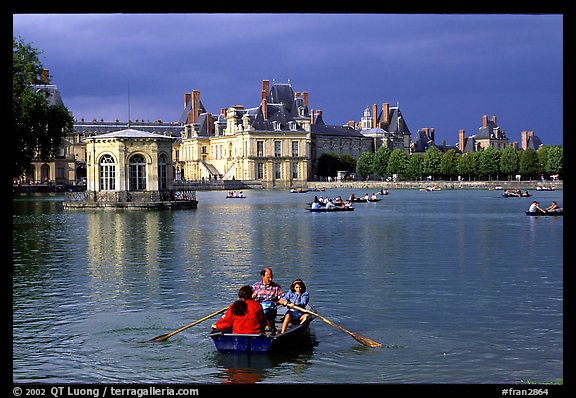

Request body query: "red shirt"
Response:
[215, 299, 267, 334]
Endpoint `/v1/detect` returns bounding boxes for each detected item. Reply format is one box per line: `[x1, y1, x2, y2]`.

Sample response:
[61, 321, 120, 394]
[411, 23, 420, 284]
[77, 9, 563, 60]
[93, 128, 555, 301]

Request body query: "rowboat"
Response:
[503, 192, 531, 198]
[525, 211, 563, 216]
[210, 305, 316, 353]
[351, 198, 382, 203]
[306, 206, 354, 212]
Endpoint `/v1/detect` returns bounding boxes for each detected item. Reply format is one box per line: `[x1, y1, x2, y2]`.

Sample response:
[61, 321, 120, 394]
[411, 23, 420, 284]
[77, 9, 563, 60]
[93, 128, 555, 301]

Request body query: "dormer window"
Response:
[272, 121, 281, 131]
[288, 121, 298, 131]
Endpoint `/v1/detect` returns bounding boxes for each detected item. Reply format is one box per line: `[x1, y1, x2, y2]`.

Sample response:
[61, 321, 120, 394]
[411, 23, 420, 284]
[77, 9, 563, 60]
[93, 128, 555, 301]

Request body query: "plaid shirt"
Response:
[252, 281, 284, 304]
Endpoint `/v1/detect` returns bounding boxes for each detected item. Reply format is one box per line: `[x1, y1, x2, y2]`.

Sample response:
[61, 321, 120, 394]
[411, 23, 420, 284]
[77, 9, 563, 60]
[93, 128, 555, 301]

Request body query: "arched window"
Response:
[129, 154, 146, 191]
[158, 154, 167, 190]
[99, 154, 116, 191]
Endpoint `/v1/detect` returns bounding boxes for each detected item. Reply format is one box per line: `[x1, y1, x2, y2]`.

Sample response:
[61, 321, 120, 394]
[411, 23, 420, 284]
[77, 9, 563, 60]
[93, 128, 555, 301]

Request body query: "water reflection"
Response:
[13, 190, 563, 383]
[211, 332, 318, 383]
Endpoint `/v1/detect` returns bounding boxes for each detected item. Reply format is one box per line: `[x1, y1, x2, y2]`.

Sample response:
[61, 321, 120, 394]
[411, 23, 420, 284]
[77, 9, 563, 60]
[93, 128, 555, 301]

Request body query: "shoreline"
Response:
[13, 179, 562, 194]
[306, 180, 563, 191]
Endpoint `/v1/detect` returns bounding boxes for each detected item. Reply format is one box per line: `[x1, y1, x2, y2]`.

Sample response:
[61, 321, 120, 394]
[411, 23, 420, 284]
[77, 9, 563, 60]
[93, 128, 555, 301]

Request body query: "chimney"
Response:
[310, 108, 315, 124]
[459, 129, 465, 152]
[382, 102, 390, 130]
[206, 113, 213, 136]
[521, 130, 534, 150]
[492, 115, 497, 125]
[302, 91, 309, 107]
[262, 79, 270, 95]
[347, 120, 355, 128]
[261, 98, 268, 120]
[430, 128, 435, 142]
[372, 104, 377, 129]
[40, 68, 50, 84]
[190, 90, 201, 124]
[482, 115, 489, 128]
[184, 93, 191, 109]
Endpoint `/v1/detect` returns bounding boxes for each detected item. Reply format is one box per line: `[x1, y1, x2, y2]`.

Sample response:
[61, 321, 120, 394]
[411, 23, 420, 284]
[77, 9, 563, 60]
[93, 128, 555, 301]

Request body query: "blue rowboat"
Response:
[306, 206, 354, 212]
[210, 305, 316, 353]
[525, 210, 563, 216]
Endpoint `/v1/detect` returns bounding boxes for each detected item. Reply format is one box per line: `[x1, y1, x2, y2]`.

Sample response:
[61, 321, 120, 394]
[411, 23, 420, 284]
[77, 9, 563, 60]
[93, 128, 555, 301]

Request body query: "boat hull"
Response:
[306, 207, 354, 212]
[525, 211, 563, 216]
[210, 306, 315, 353]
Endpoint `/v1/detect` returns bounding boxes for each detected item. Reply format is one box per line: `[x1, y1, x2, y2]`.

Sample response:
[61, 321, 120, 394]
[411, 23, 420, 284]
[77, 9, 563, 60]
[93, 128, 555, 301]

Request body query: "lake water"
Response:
[12, 188, 563, 384]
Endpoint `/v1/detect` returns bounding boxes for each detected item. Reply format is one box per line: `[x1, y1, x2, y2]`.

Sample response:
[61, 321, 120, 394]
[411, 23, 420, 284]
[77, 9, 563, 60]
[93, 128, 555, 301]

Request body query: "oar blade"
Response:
[351, 333, 383, 348]
[148, 334, 170, 343]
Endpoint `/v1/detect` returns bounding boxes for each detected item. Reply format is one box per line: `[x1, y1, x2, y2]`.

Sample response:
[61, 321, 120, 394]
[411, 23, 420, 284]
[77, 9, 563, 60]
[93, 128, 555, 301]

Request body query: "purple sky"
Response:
[13, 13, 563, 146]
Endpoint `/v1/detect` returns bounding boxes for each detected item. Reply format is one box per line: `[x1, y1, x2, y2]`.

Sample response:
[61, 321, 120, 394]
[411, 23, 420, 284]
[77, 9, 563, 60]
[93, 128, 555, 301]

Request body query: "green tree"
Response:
[544, 146, 563, 177]
[386, 148, 409, 179]
[317, 152, 340, 178]
[13, 36, 74, 179]
[536, 146, 549, 177]
[499, 146, 520, 181]
[422, 146, 442, 179]
[356, 151, 374, 180]
[458, 151, 479, 181]
[338, 154, 356, 172]
[439, 149, 459, 180]
[478, 146, 501, 180]
[406, 152, 424, 180]
[519, 147, 540, 179]
[372, 146, 391, 178]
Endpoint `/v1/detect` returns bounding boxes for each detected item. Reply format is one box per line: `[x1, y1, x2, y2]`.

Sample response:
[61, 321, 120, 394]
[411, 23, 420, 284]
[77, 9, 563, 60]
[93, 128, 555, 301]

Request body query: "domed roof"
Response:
[85, 128, 175, 140]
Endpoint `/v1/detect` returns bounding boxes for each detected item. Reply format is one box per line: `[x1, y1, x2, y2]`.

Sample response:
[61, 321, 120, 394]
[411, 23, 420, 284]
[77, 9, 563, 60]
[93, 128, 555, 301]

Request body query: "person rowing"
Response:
[528, 200, 545, 213]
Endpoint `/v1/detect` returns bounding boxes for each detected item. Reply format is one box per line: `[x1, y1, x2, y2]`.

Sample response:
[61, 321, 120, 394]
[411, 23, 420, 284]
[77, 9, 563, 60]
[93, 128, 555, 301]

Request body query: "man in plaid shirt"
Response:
[252, 267, 285, 332]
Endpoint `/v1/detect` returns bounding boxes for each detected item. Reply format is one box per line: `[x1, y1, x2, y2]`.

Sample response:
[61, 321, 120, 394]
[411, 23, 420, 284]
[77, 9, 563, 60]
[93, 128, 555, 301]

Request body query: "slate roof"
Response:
[268, 83, 299, 117]
[84, 128, 175, 140]
[32, 84, 64, 107]
[311, 114, 364, 137]
[526, 134, 544, 150]
[412, 129, 435, 152]
[179, 99, 207, 124]
[475, 119, 507, 140]
[387, 107, 410, 134]
[377, 106, 411, 135]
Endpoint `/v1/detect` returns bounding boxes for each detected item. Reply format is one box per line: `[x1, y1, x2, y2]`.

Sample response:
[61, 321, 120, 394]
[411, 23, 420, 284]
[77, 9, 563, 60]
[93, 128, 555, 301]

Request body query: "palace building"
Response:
[177, 79, 413, 187]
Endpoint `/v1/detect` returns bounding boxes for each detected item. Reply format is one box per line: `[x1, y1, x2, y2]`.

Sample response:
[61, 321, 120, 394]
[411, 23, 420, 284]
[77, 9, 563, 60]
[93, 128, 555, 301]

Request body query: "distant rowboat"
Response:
[306, 206, 354, 212]
[525, 210, 563, 217]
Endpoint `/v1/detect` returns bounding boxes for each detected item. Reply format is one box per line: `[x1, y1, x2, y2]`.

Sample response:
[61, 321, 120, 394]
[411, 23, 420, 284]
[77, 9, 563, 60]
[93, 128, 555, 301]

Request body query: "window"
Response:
[129, 154, 147, 191]
[275, 162, 281, 179]
[158, 154, 167, 190]
[257, 141, 264, 157]
[292, 141, 299, 157]
[274, 141, 281, 157]
[257, 163, 264, 179]
[272, 121, 281, 130]
[292, 162, 299, 179]
[99, 154, 116, 191]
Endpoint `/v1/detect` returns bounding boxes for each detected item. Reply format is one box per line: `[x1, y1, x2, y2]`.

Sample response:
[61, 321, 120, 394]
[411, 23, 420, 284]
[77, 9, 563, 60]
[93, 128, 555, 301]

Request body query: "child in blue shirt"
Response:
[279, 279, 310, 334]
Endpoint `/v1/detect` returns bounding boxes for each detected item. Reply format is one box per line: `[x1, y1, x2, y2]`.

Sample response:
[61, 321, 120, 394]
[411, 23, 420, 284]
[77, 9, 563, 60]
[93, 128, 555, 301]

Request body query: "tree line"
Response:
[317, 145, 563, 181]
[13, 37, 74, 179]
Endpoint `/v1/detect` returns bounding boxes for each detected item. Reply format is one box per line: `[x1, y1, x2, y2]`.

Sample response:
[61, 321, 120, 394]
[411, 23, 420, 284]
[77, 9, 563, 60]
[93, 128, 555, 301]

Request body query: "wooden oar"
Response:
[290, 304, 382, 348]
[148, 306, 228, 342]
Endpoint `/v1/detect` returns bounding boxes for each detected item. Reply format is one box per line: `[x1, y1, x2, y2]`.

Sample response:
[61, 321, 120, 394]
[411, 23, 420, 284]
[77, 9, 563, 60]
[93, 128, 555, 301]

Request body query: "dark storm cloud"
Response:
[13, 13, 562, 145]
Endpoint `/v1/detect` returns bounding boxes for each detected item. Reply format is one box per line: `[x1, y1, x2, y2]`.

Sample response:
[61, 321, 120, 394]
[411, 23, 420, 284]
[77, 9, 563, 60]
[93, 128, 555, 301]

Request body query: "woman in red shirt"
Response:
[213, 285, 267, 334]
